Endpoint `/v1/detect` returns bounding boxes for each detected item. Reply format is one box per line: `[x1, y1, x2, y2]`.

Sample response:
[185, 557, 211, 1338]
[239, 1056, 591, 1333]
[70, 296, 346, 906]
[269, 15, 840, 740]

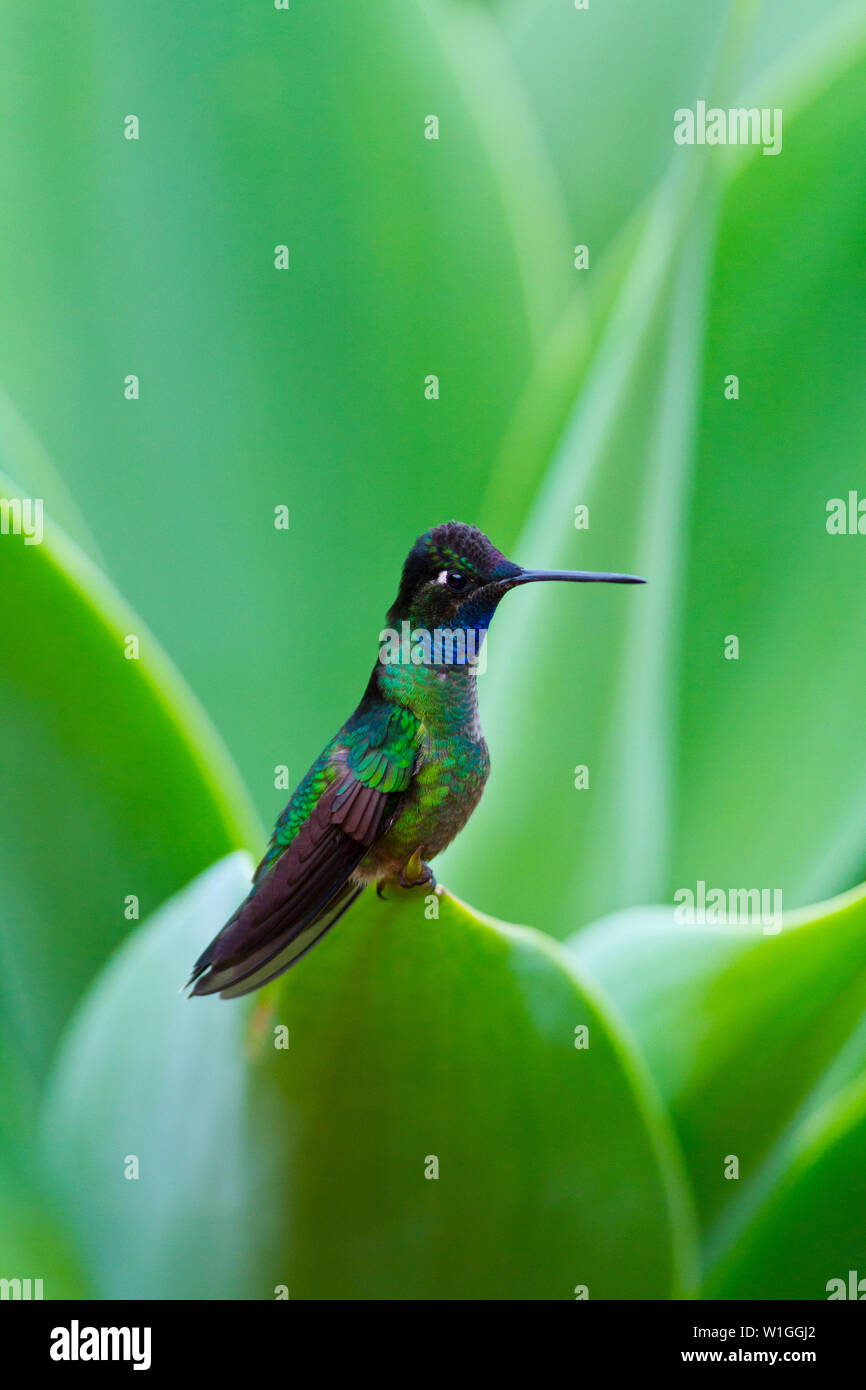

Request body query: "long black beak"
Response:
[509, 568, 646, 587]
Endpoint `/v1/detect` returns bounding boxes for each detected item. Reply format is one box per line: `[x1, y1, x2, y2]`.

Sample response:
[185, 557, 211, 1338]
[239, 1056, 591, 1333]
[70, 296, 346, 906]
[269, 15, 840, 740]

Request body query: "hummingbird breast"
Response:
[355, 663, 490, 881]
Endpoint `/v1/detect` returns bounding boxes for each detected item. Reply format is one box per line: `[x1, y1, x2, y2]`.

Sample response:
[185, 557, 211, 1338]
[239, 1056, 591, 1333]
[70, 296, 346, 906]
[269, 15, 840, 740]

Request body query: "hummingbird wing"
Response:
[188, 691, 420, 998]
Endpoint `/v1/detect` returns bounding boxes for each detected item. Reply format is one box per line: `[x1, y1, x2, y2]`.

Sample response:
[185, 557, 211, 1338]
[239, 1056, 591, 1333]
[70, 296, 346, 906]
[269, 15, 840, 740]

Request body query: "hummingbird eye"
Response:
[442, 569, 469, 593]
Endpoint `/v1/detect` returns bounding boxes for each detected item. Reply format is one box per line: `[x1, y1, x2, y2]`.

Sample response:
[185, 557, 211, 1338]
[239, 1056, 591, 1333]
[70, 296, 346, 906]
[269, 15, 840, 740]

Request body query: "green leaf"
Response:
[567, 881, 866, 1272]
[42, 856, 695, 1300]
[0, 472, 261, 1077]
[705, 1076, 866, 1299]
[41, 855, 264, 1300]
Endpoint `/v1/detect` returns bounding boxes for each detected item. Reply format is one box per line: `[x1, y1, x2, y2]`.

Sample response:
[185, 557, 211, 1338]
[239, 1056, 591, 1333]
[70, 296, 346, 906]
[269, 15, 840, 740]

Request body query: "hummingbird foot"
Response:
[398, 846, 436, 890]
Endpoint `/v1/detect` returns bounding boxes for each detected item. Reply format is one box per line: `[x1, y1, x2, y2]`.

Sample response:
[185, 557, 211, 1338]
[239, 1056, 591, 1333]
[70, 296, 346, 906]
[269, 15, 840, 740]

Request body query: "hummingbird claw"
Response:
[376, 880, 388, 900]
[399, 847, 436, 890]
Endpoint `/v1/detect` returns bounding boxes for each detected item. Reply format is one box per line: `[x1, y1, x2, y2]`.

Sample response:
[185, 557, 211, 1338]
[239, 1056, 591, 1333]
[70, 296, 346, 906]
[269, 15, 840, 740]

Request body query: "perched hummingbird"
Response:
[189, 522, 644, 999]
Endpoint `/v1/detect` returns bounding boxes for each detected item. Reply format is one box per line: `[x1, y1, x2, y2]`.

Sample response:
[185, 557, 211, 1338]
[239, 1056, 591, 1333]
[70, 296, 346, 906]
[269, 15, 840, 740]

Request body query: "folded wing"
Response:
[188, 694, 419, 998]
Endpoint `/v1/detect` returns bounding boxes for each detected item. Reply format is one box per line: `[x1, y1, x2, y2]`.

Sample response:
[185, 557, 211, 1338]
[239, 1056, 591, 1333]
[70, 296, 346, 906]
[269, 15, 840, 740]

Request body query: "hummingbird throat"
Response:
[377, 618, 487, 675]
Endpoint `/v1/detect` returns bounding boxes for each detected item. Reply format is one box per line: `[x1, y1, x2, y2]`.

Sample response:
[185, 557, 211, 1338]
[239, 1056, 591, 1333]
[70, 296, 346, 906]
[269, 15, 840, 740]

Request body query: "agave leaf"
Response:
[0, 471, 261, 1078]
[568, 880, 866, 1276]
[705, 1076, 866, 1299]
[42, 855, 696, 1300]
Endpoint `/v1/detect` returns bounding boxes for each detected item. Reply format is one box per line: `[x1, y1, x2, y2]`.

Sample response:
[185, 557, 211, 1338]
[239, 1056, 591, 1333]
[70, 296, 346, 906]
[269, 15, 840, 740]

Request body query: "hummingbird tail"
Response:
[188, 877, 365, 999]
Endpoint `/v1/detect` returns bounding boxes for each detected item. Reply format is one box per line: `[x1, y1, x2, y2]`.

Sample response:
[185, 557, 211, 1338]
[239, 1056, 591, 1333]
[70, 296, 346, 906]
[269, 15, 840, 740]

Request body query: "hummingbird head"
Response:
[386, 521, 644, 644]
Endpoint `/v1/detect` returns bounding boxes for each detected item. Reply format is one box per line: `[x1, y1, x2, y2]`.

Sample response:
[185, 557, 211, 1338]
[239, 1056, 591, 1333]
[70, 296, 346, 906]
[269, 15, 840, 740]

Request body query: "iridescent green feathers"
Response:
[255, 697, 420, 880]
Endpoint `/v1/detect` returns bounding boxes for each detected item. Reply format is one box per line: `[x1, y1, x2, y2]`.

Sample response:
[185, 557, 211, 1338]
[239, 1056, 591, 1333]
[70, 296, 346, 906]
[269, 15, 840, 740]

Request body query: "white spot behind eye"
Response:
[434, 570, 449, 585]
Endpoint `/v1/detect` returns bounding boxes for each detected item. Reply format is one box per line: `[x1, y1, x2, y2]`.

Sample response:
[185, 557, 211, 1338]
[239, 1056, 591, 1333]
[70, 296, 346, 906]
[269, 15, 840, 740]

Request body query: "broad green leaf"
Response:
[447, 14, 866, 934]
[43, 855, 695, 1300]
[0, 473, 261, 1077]
[705, 1077, 866, 1299]
[0, 0, 570, 828]
[41, 855, 266, 1301]
[567, 881, 866, 1262]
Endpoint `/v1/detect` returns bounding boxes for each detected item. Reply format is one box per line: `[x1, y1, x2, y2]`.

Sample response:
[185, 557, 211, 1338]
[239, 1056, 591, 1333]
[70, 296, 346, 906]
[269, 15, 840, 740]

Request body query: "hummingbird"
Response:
[188, 521, 644, 999]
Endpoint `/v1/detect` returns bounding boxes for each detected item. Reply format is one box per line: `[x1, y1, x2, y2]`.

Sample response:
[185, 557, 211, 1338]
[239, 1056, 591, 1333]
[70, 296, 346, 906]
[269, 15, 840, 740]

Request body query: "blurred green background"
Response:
[1, 0, 865, 1300]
